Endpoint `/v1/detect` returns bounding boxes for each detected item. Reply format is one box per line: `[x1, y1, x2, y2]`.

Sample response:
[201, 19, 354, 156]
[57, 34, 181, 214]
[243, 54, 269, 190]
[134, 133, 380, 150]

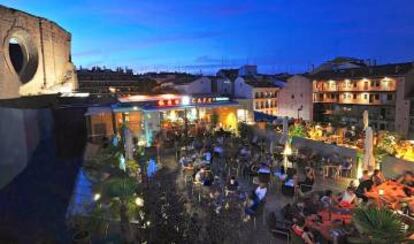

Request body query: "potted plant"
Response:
[349, 207, 414, 243]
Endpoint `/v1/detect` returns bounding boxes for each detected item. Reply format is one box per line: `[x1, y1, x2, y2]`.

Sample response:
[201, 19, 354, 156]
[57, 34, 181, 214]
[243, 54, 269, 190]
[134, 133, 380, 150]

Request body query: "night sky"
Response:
[3, 0, 414, 74]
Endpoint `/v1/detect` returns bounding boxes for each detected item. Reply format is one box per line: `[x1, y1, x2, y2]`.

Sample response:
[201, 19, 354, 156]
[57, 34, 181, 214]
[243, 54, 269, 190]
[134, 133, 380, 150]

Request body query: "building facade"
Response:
[85, 94, 241, 145]
[77, 67, 154, 95]
[234, 76, 279, 116]
[277, 75, 313, 121]
[311, 62, 414, 137]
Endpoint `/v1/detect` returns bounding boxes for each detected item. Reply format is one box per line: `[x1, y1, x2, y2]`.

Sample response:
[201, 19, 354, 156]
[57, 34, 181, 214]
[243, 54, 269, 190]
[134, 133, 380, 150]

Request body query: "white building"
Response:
[174, 77, 212, 94]
[277, 75, 313, 121]
[234, 76, 280, 116]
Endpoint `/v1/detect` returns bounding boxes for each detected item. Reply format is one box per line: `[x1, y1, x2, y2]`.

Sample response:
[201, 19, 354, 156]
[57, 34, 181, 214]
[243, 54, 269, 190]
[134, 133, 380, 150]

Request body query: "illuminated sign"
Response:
[157, 96, 230, 107]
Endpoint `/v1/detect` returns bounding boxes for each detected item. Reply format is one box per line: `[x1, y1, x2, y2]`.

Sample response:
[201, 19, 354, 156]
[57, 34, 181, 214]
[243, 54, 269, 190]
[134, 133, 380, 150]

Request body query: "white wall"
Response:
[234, 77, 253, 98]
[277, 75, 313, 121]
[175, 77, 211, 94]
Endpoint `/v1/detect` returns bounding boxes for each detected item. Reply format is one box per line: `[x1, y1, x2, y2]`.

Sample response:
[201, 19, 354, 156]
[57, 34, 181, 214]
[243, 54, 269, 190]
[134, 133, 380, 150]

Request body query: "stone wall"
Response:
[0, 107, 51, 188]
[0, 5, 77, 99]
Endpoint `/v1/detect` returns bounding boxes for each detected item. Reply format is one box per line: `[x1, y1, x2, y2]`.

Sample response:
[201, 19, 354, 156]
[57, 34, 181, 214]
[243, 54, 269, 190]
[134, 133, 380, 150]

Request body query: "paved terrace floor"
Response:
[159, 148, 353, 244]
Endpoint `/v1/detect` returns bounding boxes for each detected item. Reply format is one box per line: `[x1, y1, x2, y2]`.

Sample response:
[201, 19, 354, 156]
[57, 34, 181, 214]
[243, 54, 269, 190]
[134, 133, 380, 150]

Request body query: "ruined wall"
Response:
[0, 5, 77, 99]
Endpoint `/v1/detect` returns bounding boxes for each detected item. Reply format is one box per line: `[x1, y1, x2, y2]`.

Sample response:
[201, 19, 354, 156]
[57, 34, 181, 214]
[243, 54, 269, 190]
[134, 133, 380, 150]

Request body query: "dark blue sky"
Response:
[4, 0, 414, 74]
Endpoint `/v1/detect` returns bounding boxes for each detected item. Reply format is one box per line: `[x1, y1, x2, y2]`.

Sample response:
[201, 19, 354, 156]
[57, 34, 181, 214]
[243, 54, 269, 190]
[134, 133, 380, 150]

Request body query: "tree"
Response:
[289, 123, 307, 138]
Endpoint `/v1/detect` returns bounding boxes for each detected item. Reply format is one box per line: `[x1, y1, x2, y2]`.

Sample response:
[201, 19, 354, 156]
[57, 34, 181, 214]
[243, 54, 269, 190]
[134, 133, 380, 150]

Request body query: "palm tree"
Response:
[352, 207, 413, 244]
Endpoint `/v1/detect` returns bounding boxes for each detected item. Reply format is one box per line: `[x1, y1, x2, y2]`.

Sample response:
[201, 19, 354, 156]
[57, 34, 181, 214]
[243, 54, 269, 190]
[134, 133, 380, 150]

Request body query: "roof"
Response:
[172, 75, 204, 85]
[310, 62, 414, 80]
[242, 76, 281, 88]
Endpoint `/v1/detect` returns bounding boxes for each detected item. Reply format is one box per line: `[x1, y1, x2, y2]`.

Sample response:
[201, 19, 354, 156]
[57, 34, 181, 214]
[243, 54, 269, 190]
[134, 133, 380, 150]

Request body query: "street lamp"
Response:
[94, 193, 101, 201]
[135, 197, 144, 207]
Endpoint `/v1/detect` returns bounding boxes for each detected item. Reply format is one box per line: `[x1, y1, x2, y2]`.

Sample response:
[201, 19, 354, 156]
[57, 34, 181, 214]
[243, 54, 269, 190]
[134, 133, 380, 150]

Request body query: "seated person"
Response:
[340, 159, 353, 177]
[348, 180, 357, 192]
[281, 203, 302, 221]
[254, 183, 268, 204]
[274, 166, 287, 181]
[182, 162, 195, 177]
[179, 155, 190, 166]
[240, 146, 251, 158]
[371, 169, 385, 186]
[291, 218, 315, 244]
[320, 190, 336, 208]
[355, 177, 374, 202]
[245, 183, 268, 217]
[359, 170, 370, 183]
[282, 169, 297, 196]
[258, 163, 271, 184]
[225, 176, 239, 195]
[298, 167, 315, 193]
[209, 188, 224, 214]
[203, 150, 212, 164]
[338, 187, 356, 208]
[397, 171, 414, 187]
[194, 168, 206, 184]
[303, 194, 322, 216]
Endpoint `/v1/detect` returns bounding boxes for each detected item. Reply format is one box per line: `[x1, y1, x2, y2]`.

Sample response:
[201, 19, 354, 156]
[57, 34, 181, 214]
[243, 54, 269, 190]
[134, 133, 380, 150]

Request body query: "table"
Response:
[365, 181, 414, 209]
[305, 209, 352, 242]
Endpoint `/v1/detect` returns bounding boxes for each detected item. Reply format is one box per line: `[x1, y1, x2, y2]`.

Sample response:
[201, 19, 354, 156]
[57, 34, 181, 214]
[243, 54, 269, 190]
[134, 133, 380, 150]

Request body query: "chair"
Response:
[268, 212, 291, 243]
[297, 184, 314, 198]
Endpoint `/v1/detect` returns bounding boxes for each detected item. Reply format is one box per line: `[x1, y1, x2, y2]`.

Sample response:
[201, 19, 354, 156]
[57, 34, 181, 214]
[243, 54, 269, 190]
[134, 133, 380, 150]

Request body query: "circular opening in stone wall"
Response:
[6, 31, 39, 84]
[8, 37, 25, 74]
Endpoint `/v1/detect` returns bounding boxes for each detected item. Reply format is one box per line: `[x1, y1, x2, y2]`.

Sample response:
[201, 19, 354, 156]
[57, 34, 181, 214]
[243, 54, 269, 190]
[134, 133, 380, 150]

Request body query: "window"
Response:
[353, 82, 357, 87]
[255, 92, 259, 98]
[364, 82, 368, 90]
[375, 94, 379, 100]
[364, 94, 368, 99]
[291, 94, 295, 99]
[387, 94, 393, 101]
[353, 94, 357, 99]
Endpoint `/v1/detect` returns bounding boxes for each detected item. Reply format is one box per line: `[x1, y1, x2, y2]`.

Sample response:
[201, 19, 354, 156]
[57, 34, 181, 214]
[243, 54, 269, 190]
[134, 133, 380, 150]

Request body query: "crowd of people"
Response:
[170, 127, 414, 243]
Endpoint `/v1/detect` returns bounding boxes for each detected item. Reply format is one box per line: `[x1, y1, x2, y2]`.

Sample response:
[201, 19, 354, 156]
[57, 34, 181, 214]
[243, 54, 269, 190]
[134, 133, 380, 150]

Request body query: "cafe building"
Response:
[85, 94, 247, 145]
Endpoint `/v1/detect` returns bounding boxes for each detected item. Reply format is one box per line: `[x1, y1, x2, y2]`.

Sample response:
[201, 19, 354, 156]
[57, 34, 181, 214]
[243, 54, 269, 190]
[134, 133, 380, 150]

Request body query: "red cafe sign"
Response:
[157, 97, 214, 107]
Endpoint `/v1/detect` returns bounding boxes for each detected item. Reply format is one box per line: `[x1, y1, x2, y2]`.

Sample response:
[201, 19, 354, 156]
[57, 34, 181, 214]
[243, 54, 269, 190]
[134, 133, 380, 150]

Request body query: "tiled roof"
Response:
[310, 62, 414, 80]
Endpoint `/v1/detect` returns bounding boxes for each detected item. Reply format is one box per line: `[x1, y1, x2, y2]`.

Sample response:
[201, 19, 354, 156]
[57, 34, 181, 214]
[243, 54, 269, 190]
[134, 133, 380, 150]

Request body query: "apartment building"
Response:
[311, 62, 414, 137]
[77, 67, 157, 95]
[234, 75, 280, 116]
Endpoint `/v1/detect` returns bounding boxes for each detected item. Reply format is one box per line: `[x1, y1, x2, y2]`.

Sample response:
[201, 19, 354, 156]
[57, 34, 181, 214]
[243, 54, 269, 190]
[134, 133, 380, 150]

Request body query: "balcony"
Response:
[313, 97, 337, 103]
[315, 78, 397, 93]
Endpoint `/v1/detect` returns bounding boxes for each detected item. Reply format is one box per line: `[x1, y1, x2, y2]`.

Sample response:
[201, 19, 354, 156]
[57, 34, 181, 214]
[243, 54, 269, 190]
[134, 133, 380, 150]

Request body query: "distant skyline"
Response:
[3, 0, 414, 74]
